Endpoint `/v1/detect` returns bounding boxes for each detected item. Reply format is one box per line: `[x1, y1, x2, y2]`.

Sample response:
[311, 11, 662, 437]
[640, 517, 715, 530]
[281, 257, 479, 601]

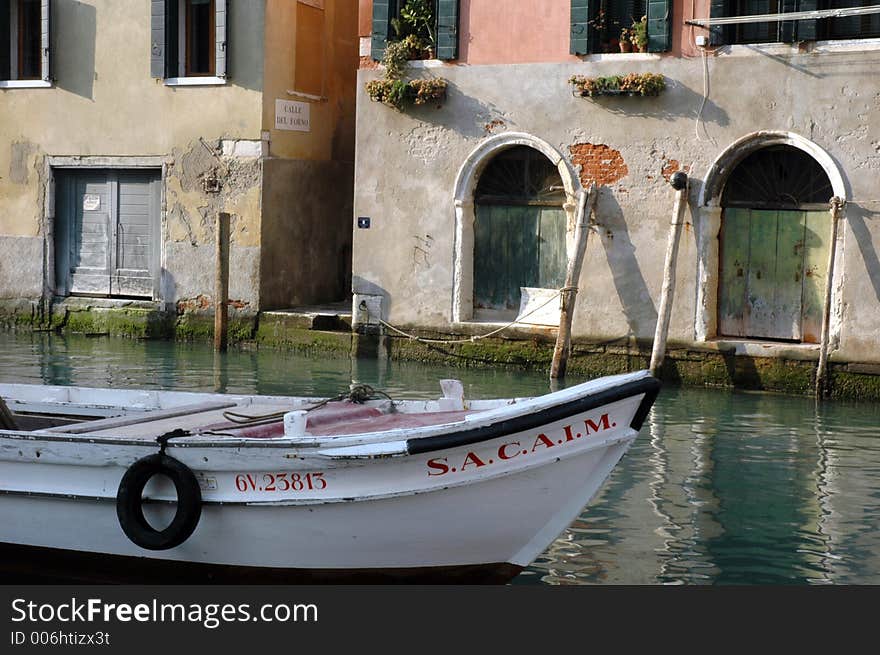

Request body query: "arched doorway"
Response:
[472, 146, 568, 320]
[717, 145, 834, 342]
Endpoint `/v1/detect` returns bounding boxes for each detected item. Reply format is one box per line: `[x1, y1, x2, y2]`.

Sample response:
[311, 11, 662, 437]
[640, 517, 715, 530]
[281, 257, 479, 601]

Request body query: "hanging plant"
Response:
[569, 73, 665, 97]
[365, 78, 448, 110]
[364, 31, 447, 111]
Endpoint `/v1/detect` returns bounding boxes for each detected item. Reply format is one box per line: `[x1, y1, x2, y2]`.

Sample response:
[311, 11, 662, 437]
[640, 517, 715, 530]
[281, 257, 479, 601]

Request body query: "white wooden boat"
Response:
[0, 370, 659, 583]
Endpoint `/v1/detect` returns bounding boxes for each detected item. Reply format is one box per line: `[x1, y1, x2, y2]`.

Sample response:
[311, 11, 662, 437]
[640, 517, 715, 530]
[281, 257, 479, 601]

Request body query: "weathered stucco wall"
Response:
[260, 158, 354, 309]
[259, 0, 358, 309]
[0, 0, 265, 309]
[353, 44, 880, 364]
[263, 0, 358, 161]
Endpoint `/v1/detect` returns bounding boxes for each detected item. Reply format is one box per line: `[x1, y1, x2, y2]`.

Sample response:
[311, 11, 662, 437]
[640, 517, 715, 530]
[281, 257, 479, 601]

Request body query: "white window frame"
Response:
[157, 0, 227, 87]
[0, 0, 51, 88]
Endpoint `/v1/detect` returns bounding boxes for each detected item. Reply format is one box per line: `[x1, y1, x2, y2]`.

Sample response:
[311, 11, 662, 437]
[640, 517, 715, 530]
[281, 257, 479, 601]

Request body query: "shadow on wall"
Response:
[226, 0, 264, 93]
[593, 189, 658, 339]
[846, 203, 880, 303]
[402, 80, 513, 140]
[160, 267, 178, 313]
[585, 79, 730, 126]
[55, 0, 96, 100]
[734, 46, 880, 80]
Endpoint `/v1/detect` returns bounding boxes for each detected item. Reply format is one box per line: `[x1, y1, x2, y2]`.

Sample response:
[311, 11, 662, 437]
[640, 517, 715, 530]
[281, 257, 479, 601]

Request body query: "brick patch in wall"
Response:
[661, 159, 691, 182]
[569, 143, 628, 186]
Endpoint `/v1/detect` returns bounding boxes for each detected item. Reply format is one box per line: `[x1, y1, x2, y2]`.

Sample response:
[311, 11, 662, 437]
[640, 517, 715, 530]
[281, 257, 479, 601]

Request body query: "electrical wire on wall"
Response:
[687, 0, 717, 144]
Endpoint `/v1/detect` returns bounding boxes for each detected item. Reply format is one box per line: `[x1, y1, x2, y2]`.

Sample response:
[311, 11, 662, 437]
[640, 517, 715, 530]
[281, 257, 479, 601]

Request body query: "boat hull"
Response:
[0, 372, 659, 582]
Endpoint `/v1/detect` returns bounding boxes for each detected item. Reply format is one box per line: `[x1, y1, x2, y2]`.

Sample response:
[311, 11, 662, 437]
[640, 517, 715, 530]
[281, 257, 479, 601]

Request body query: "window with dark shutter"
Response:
[435, 0, 459, 60]
[713, 0, 880, 44]
[570, 0, 593, 54]
[572, 0, 660, 54]
[371, 1, 458, 62]
[0, 0, 50, 82]
[646, 0, 671, 51]
[151, 0, 228, 81]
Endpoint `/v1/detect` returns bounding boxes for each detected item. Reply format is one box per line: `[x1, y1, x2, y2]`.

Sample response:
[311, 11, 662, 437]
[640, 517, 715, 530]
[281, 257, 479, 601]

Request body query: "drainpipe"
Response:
[815, 196, 844, 399]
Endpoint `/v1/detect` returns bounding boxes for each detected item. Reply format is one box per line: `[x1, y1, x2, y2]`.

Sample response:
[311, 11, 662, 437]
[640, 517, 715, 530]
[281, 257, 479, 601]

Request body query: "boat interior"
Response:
[0, 381, 517, 441]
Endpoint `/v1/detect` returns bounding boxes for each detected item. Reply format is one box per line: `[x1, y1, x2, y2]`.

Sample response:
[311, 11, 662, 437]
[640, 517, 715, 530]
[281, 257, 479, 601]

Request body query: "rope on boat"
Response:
[217, 384, 395, 428]
[156, 428, 191, 453]
[358, 287, 573, 345]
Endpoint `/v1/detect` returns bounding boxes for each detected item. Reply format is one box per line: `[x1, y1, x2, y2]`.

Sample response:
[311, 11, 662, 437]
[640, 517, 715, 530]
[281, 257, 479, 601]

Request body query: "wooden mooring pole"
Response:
[214, 212, 230, 352]
[550, 183, 597, 380]
[815, 197, 844, 399]
[649, 173, 689, 376]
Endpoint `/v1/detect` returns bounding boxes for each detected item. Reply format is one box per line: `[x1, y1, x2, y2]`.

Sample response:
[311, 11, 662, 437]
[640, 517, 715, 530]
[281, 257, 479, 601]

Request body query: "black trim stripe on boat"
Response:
[406, 375, 661, 455]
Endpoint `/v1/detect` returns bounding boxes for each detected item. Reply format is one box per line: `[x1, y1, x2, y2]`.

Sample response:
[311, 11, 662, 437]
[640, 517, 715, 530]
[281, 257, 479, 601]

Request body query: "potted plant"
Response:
[390, 0, 436, 59]
[619, 27, 633, 52]
[569, 72, 665, 97]
[630, 16, 648, 52]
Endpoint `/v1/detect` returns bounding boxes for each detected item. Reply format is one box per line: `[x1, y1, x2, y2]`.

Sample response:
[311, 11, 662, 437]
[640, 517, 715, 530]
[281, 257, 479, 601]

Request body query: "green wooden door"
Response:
[719, 208, 830, 343]
[474, 204, 567, 313]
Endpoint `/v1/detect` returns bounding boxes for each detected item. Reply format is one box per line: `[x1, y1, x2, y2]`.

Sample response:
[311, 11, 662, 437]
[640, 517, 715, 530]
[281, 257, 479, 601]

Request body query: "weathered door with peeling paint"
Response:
[717, 144, 834, 343]
[473, 146, 567, 317]
[719, 208, 830, 342]
[55, 170, 160, 298]
[474, 205, 567, 312]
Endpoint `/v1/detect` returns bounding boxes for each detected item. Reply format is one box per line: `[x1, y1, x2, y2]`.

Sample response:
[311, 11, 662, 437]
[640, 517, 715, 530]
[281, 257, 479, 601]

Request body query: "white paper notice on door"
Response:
[83, 194, 100, 211]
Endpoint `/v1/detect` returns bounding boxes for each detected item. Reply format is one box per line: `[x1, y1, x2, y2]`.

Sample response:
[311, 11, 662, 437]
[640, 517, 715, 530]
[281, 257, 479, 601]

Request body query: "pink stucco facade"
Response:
[358, 0, 712, 63]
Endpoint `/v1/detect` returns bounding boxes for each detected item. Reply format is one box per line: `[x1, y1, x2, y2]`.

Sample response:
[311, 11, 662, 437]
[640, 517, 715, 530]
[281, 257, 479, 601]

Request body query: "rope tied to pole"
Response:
[357, 287, 568, 345]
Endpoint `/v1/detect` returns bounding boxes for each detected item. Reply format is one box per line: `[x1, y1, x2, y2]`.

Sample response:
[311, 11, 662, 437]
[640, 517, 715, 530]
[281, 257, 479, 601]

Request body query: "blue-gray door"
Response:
[55, 170, 161, 298]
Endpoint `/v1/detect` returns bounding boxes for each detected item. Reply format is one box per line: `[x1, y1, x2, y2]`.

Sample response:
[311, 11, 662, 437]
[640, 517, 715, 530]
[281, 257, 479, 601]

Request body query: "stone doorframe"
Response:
[43, 156, 169, 302]
[451, 132, 581, 324]
[694, 131, 848, 344]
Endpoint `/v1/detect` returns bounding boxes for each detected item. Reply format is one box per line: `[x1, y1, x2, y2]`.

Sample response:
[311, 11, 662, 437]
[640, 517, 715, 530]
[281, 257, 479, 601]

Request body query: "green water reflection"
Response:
[2, 332, 879, 584]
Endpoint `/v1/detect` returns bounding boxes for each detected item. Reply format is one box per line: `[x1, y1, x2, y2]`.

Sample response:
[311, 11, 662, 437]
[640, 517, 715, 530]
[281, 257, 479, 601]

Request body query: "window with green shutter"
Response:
[571, 0, 671, 54]
[646, 0, 671, 51]
[712, 0, 880, 44]
[371, 0, 459, 62]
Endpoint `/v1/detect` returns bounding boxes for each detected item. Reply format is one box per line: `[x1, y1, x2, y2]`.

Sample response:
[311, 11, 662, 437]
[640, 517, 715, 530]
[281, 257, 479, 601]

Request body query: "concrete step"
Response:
[261, 301, 352, 332]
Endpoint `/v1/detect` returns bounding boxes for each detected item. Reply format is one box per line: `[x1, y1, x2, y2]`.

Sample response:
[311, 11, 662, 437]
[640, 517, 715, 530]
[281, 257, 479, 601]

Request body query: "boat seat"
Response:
[42, 400, 239, 434]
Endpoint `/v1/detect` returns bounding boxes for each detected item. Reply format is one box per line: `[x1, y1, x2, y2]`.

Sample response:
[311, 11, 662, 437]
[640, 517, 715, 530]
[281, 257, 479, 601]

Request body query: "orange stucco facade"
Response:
[358, 0, 713, 63]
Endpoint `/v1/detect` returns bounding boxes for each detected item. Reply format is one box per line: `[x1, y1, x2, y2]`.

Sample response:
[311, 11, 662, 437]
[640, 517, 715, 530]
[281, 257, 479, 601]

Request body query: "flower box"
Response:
[569, 73, 666, 98]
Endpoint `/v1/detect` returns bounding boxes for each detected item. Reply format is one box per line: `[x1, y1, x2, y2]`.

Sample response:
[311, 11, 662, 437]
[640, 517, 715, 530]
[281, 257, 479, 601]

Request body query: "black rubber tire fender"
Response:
[116, 453, 202, 551]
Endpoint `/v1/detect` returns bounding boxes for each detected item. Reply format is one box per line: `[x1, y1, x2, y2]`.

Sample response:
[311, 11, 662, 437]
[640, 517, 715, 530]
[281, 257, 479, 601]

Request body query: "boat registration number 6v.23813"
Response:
[234, 472, 327, 493]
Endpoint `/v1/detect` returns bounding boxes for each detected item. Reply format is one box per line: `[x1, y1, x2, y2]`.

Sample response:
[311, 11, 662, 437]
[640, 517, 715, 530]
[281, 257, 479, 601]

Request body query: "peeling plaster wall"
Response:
[163, 139, 263, 311]
[0, 0, 265, 308]
[353, 47, 880, 364]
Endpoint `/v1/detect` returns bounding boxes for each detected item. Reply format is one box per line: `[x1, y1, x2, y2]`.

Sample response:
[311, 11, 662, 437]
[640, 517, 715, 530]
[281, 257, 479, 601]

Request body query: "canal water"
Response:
[2, 331, 879, 585]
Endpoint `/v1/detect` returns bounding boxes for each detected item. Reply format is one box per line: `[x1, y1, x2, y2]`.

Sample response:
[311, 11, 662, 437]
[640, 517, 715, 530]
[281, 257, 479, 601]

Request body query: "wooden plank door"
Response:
[112, 173, 159, 297]
[720, 208, 827, 342]
[67, 172, 113, 295]
[718, 208, 751, 337]
[800, 210, 831, 343]
[742, 209, 804, 340]
[537, 207, 567, 290]
[56, 170, 158, 299]
[474, 204, 566, 312]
